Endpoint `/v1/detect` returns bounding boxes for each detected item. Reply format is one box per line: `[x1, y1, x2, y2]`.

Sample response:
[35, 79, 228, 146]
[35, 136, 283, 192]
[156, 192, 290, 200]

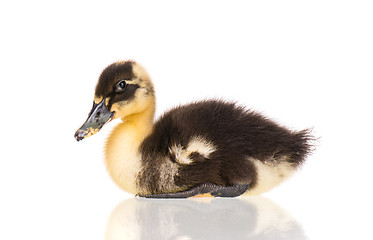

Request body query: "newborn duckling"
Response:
[75, 61, 313, 198]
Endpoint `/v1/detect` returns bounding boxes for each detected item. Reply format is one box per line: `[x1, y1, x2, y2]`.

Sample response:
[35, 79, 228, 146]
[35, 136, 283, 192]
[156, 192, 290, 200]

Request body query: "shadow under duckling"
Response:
[75, 61, 314, 198]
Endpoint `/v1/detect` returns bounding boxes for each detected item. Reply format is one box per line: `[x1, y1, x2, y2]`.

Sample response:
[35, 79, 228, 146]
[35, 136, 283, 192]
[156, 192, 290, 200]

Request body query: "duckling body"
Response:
[75, 61, 313, 198]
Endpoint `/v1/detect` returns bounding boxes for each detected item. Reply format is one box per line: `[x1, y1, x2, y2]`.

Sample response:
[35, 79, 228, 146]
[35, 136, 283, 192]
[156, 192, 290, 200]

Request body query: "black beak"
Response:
[74, 98, 114, 141]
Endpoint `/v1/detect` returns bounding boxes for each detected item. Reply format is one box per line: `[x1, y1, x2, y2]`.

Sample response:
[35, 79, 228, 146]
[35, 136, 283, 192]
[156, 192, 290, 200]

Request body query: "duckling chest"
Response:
[104, 124, 143, 194]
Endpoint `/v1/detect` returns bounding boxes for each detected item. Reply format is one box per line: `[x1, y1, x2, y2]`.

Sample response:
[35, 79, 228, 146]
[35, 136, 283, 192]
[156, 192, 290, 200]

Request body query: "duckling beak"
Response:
[74, 98, 114, 141]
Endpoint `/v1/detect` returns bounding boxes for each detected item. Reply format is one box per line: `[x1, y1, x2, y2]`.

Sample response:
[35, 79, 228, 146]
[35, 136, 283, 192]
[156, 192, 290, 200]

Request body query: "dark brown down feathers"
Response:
[138, 100, 313, 194]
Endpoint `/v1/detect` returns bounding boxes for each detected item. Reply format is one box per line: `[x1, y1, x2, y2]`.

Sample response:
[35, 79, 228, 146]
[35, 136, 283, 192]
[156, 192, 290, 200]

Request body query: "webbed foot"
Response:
[137, 183, 249, 199]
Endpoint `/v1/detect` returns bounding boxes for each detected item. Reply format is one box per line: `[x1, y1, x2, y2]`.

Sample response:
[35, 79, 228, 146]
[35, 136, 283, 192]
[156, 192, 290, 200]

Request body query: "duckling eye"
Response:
[115, 80, 127, 93]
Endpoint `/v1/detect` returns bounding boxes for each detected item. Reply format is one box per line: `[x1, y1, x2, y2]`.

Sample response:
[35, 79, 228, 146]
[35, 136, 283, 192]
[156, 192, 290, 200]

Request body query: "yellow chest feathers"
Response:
[104, 122, 147, 194]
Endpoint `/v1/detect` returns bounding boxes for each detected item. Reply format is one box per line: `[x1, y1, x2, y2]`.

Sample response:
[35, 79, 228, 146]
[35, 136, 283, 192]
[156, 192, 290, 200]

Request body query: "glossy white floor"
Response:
[1, 1, 372, 239]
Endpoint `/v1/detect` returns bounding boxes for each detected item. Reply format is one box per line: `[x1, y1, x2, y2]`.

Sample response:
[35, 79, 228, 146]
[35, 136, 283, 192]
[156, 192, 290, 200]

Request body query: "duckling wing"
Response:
[145, 100, 312, 163]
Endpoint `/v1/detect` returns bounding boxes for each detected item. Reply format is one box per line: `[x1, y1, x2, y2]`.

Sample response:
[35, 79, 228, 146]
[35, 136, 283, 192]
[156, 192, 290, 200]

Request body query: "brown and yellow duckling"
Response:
[75, 61, 313, 198]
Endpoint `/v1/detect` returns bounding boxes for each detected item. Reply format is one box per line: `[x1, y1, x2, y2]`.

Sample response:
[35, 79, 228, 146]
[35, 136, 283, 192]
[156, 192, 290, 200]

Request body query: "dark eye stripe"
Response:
[108, 84, 140, 110]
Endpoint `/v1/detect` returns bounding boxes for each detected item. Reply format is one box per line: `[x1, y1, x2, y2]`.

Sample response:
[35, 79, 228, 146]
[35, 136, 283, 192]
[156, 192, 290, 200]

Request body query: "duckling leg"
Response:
[137, 183, 249, 198]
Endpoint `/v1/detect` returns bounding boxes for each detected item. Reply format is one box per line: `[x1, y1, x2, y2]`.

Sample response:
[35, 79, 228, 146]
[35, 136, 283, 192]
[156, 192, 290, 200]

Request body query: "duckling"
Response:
[74, 61, 314, 198]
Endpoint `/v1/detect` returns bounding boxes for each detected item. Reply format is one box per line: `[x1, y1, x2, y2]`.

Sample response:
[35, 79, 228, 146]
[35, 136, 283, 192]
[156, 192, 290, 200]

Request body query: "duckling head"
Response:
[74, 61, 155, 141]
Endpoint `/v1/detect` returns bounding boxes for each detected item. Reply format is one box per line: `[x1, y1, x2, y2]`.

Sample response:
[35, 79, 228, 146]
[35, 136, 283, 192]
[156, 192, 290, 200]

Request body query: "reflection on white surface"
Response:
[105, 196, 307, 240]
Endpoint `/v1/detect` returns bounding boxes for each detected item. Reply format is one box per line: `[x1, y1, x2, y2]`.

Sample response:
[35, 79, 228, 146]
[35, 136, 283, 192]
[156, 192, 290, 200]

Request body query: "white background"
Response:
[1, 0, 372, 239]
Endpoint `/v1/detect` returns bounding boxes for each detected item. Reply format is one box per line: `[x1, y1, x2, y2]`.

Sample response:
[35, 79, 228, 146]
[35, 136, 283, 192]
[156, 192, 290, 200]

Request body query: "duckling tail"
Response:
[290, 128, 316, 166]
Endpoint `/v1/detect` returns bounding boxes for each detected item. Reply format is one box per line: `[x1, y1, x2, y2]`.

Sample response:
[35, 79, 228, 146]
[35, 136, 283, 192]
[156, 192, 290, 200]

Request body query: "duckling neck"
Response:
[104, 107, 155, 194]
